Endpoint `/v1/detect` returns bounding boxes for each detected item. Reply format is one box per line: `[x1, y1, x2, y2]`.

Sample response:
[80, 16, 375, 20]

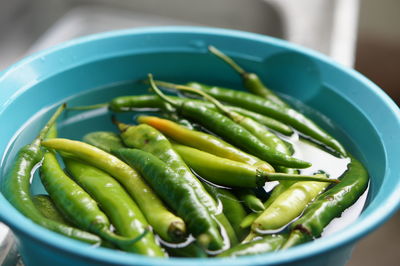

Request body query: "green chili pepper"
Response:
[204, 184, 248, 241]
[83, 131, 125, 153]
[252, 178, 330, 233]
[208, 45, 289, 107]
[184, 82, 346, 156]
[41, 138, 186, 243]
[64, 158, 166, 257]
[117, 123, 214, 210]
[115, 148, 225, 251]
[282, 156, 369, 248]
[115, 121, 237, 246]
[159, 82, 292, 162]
[72, 94, 292, 135]
[32, 195, 72, 225]
[235, 189, 265, 213]
[217, 234, 288, 258]
[109, 94, 164, 111]
[39, 149, 145, 247]
[137, 115, 274, 173]
[149, 76, 310, 169]
[2, 104, 101, 245]
[172, 143, 338, 187]
[116, 121, 219, 215]
[81, 131, 208, 256]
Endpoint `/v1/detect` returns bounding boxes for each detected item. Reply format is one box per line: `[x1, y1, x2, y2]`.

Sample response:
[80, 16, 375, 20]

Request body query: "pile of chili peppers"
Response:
[2, 47, 369, 258]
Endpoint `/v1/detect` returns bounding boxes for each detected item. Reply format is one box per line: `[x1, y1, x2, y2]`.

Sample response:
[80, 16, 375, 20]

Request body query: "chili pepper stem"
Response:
[67, 103, 109, 111]
[111, 115, 130, 132]
[153, 80, 228, 113]
[156, 81, 235, 119]
[148, 74, 180, 107]
[208, 45, 246, 76]
[258, 171, 339, 186]
[151, 79, 237, 116]
[38, 103, 67, 141]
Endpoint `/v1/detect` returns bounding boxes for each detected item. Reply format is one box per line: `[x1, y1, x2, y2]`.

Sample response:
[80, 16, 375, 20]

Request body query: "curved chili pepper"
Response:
[217, 234, 288, 258]
[172, 143, 338, 187]
[39, 150, 145, 247]
[185, 82, 346, 156]
[252, 178, 330, 233]
[137, 115, 274, 173]
[2, 105, 101, 244]
[204, 184, 248, 241]
[41, 138, 186, 243]
[148, 76, 311, 169]
[114, 122, 238, 246]
[64, 158, 166, 257]
[208, 45, 289, 107]
[115, 148, 225, 251]
[282, 156, 369, 249]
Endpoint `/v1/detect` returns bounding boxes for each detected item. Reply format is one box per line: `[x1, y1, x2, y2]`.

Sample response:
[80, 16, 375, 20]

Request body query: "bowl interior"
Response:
[0, 27, 399, 265]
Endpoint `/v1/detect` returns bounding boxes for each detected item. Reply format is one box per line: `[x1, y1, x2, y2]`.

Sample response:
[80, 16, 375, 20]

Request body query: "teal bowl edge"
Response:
[0, 26, 399, 265]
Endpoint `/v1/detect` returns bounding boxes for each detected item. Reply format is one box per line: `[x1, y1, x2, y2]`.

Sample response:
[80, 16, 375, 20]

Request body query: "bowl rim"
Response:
[1, 26, 399, 265]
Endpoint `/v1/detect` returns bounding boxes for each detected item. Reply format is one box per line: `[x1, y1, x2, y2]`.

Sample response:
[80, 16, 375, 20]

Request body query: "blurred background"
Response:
[0, 0, 399, 265]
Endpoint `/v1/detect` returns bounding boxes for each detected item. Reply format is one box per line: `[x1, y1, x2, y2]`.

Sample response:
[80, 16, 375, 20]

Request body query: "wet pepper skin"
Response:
[41, 138, 186, 243]
[2, 105, 101, 244]
[283, 156, 369, 248]
[64, 158, 166, 257]
[178, 101, 311, 168]
[115, 148, 225, 251]
[118, 123, 237, 246]
[188, 82, 346, 156]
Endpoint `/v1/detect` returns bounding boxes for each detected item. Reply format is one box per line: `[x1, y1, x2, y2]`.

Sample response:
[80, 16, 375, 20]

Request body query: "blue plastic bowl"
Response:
[0, 26, 399, 266]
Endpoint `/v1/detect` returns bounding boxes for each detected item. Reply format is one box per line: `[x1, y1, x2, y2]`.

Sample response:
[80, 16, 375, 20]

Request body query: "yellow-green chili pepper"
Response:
[251, 178, 330, 233]
[172, 144, 338, 187]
